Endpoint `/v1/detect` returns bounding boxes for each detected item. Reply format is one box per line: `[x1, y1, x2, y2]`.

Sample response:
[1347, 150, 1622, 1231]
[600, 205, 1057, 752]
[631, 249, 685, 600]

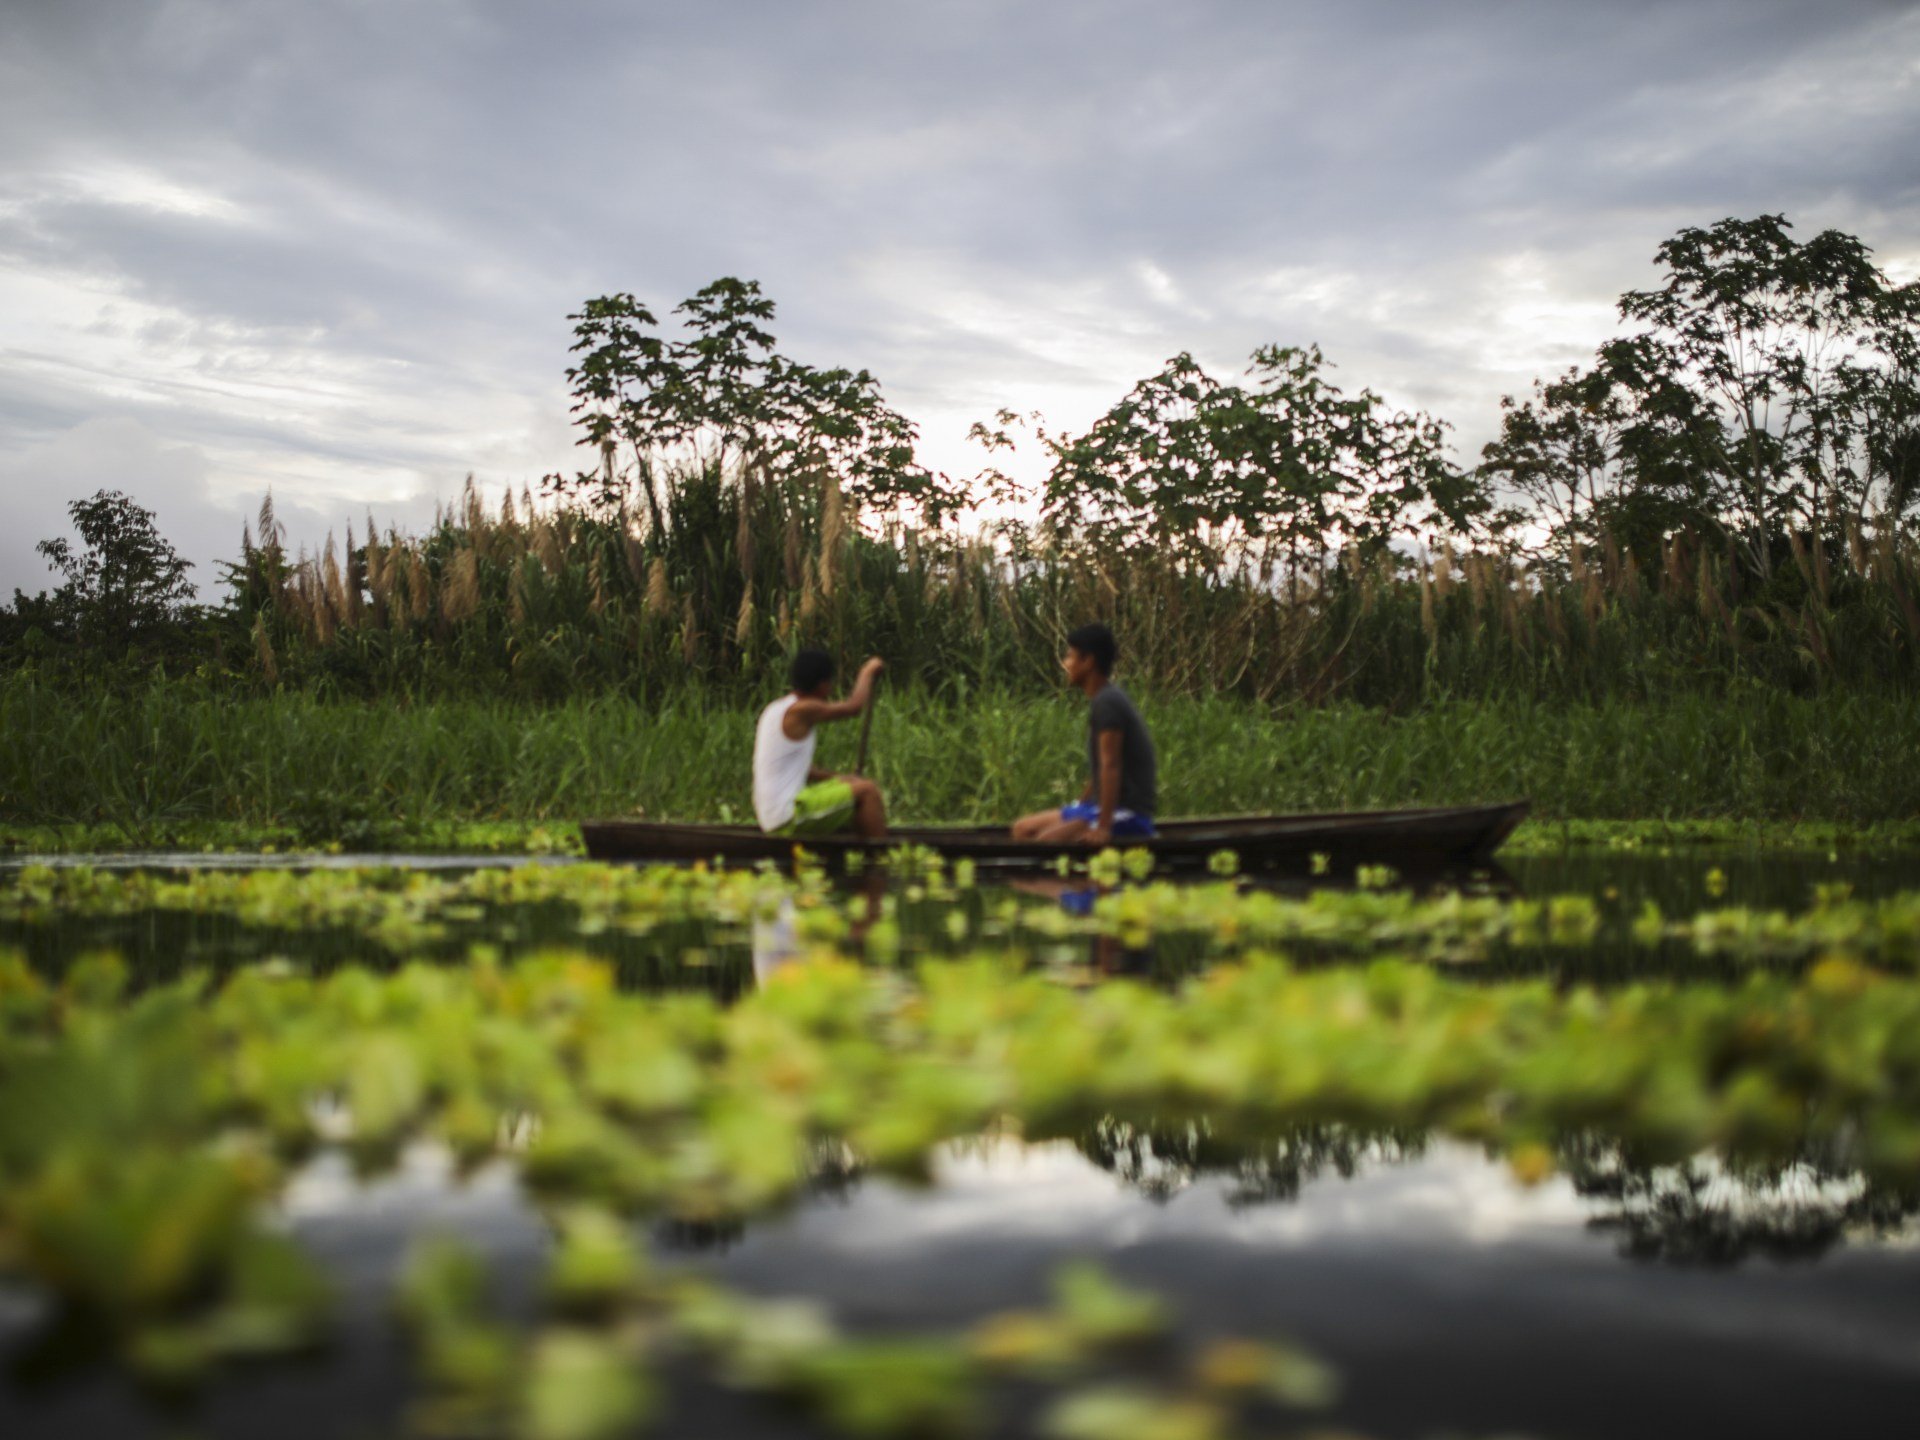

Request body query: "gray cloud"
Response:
[3, 0, 1917, 595]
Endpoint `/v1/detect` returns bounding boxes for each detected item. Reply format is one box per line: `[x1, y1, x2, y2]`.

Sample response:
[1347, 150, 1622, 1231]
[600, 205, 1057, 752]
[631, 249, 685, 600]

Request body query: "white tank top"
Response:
[752, 695, 816, 831]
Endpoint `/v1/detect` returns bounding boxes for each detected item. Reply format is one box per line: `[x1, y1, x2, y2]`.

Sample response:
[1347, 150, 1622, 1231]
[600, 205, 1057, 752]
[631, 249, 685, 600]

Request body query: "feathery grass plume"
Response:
[409, 554, 434, 626]
[1433, 544, 1454, 600]
[532, 517, 563, 574]
[800, 553, 821, 623]
[1697, 549, 1733, 638]
[257, 491, 284, 552]
[500, 486, 517, 529]
[1847, 512, 1869, 576]
[343, 522, 366, 627]
[734, 584, 755, 649]
[1569, 543, 1603, 624]
[509, 558, 531, 628]
[819, 473, 844, 597]
[1466, 554, 1491, 614]
[1501, 562, 1526, 640]
[322, 534, 350, 628]
[283, 554, 310, 640]
[777, 593, 792, 642]
[736, 467, 758, 582]
[365, 534, 389, 616]
[588, 548, 608, 616]
[390, 549, 417, 628]
[305, 559, 337, 647]
[461, 475, 488, 560]
[624, 535, 646, 586]
[645, 556, 671, 618]
[250, 612, 278, 686]
[783, 507, 803, 588]
[680, 596, 699, 667]
[1419, 556, 1436, 637]
[443, 549, 481, 624]
[383, 548, 407, 625]
[1662, 536, 1688, 598]
[1601, 532, 1622, 585]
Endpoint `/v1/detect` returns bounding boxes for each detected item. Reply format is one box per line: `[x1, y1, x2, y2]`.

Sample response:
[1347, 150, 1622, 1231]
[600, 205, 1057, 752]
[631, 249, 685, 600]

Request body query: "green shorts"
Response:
[772, 779, 856, 838]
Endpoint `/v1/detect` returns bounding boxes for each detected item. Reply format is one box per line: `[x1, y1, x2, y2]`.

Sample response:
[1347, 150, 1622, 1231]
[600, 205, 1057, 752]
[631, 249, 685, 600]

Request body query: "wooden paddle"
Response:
[855, 664, 880, 777]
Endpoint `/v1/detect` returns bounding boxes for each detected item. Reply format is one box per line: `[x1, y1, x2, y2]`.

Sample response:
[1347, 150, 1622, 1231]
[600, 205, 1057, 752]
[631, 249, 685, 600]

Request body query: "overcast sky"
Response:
[3, 0, 1918, 597]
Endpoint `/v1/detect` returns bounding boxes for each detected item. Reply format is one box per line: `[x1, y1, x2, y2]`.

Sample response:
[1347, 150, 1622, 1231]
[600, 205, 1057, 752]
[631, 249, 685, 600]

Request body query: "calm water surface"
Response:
[3, 1136, 1916, 1439]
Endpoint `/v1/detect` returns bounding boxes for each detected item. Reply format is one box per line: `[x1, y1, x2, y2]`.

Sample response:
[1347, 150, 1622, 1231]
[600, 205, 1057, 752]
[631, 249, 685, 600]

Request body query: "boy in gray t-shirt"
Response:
[1009, 622, 1158, 846]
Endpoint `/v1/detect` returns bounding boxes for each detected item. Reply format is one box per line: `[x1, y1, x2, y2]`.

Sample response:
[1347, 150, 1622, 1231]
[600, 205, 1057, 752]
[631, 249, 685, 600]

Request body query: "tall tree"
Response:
[555, 278, 950, 529]
[1479, 354, 1722, 560]
[1612, 213, 1920, 570]
[31, 489, 197, 649]
[1043, 346, 1483, 574]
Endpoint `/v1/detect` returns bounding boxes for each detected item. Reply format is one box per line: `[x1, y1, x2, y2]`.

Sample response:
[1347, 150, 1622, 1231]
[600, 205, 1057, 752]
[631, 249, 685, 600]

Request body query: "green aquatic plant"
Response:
[6, 930, 1920, 1429]
[14, 862, 1920, 1000]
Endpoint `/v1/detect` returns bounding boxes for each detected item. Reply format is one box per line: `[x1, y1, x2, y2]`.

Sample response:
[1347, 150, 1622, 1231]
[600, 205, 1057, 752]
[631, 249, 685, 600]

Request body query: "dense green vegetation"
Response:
[2, 215, 1915, 858]
[5, 676, 1919, 843]
[5, 214, 1917, 714]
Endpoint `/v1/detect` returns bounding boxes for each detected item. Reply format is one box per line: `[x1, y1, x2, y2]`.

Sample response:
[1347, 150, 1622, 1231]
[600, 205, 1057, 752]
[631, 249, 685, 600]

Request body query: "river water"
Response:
[2, 848, 1918, 1439]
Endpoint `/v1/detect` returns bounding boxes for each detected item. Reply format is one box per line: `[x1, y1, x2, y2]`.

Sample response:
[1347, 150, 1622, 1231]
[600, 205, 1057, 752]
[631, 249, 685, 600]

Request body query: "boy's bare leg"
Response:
[1010, 807, 1066, 840]
[1033, 817, 1090, 845]
[850, 779, 888, 840]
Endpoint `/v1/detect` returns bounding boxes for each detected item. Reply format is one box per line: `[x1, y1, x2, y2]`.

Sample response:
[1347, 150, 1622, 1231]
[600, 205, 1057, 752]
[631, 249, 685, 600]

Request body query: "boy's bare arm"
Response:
[1087, 728, 1124, 841]
[784, 658, 885, 735]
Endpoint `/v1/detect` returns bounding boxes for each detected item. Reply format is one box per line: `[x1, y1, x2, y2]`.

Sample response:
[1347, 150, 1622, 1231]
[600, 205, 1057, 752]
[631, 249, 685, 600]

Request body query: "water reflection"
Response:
[1067, 1117, 1920, 1265]
[1561, 1139, 1920, 1265]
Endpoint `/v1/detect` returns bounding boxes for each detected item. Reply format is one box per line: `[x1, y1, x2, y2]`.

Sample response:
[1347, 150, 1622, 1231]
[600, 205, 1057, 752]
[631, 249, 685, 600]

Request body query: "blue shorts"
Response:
[1060, 802, 1156, 838]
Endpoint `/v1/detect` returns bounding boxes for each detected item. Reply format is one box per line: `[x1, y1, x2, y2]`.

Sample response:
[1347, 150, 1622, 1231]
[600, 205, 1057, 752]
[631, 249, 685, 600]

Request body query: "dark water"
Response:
[3, 1136, 1916, 1440]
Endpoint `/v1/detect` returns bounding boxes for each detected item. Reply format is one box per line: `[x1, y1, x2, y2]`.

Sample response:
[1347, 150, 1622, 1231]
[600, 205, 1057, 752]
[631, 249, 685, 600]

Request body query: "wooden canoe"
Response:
[580, 800, 1529, 872]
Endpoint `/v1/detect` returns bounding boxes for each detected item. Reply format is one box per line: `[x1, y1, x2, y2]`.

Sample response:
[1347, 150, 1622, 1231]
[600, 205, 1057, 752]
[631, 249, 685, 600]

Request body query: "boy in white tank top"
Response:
[752, 648, 889, 838]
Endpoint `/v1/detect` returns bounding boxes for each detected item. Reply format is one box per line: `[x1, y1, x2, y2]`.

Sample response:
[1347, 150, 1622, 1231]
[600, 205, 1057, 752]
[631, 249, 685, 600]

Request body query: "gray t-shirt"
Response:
[1087, 683, 1157, 817]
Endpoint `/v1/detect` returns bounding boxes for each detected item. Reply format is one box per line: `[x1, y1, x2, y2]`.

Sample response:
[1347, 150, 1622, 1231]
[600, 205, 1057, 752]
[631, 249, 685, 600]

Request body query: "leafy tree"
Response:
[554, 278, 954, 530]
[27, 489, 197, 651]
[1479, 354, 1722, 561]
[560, 292, 674, 529]
[1611, 213, 1920, 570]
[1239, 343, 1486, 558]
[1042, 346, 1484, 573]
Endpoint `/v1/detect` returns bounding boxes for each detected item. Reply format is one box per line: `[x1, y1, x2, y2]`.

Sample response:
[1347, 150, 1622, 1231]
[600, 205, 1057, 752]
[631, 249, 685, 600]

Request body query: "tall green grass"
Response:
[5, 674, 1917, 832]
[35, 472, 1905, 707]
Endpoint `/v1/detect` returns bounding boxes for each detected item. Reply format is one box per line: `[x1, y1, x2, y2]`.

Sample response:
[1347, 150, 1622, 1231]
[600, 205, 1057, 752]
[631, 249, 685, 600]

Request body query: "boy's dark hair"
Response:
[1066, 622, 1118, 677]
[789, 647, 835, 693]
